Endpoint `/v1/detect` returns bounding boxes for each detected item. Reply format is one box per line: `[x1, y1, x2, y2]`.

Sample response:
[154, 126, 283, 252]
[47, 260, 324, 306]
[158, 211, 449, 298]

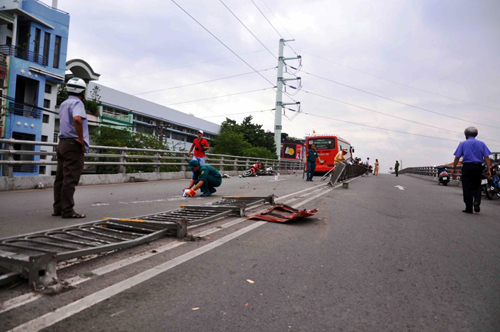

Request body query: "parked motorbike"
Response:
[483, 164, 500, 200]
[436, 165, 450, 186]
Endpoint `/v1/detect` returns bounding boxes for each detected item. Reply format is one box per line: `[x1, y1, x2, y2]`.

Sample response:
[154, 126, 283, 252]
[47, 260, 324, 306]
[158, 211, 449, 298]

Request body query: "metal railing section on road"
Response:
[0, 196, 274, 289]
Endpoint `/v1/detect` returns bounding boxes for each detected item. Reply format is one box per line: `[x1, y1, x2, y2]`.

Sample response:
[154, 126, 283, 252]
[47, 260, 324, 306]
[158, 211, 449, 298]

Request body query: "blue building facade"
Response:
[0, 0, 69, 176]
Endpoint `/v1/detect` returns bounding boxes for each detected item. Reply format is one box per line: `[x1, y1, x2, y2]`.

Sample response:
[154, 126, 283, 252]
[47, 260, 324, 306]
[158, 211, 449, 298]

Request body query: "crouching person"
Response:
[184, 159, 222, 197]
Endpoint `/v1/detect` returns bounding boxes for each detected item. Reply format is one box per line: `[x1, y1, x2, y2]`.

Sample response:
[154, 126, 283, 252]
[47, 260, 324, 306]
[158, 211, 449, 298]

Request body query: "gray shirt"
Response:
[58, 96, 89, 153]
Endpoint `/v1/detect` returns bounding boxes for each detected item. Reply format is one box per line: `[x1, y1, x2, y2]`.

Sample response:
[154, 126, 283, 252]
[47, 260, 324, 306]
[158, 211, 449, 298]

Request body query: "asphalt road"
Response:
[1, 174, 499, 331]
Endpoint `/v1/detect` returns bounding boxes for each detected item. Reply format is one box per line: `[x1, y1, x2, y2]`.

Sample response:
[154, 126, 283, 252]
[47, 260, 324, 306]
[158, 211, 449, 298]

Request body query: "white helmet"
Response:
[66, 77, 87, 94]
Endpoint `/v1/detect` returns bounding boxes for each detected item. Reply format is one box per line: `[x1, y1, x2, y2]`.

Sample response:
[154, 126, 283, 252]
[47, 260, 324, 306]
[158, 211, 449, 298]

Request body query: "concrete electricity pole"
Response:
[274, 38, 300, 160]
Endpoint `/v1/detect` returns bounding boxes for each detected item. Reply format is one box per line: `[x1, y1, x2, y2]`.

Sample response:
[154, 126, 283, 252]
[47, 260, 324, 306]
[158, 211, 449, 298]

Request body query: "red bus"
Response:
[305, 134, 354, 173]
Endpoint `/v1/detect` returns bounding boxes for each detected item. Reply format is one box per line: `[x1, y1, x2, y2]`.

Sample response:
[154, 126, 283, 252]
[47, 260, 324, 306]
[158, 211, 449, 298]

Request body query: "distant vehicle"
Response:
[490, 152, 500, 166]
[436, 165, 450, 186]
[483, 164, 500, 200]
[304, 134, 354, 173]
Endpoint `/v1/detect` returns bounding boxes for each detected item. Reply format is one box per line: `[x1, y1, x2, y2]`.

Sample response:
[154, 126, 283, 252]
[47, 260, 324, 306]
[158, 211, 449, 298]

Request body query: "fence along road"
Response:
[1, 173, 500, 331]
[0, 138, 304, 191]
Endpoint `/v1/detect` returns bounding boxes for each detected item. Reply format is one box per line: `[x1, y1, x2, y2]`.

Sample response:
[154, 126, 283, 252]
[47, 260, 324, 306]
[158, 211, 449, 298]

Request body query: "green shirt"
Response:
[193, 164, 221, 182]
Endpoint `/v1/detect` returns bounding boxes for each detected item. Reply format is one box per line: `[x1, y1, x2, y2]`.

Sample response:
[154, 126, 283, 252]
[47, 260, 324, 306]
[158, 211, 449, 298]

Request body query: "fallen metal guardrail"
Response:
[319, 163, 368, 185]
[0, 196, 274, 289]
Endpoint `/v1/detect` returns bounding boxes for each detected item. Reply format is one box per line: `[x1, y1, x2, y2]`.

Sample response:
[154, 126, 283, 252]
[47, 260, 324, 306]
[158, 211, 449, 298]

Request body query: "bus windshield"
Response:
[308, 138, 335, 150]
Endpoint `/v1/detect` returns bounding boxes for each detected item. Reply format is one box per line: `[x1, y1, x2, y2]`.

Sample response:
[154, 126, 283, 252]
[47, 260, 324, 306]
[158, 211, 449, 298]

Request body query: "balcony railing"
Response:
[0, 44, 47, 66]
[10, 101, 42, 119]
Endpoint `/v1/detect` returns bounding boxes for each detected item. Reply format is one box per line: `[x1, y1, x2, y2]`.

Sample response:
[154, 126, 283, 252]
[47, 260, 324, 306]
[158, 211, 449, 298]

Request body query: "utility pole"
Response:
[274, 38, 300, 160]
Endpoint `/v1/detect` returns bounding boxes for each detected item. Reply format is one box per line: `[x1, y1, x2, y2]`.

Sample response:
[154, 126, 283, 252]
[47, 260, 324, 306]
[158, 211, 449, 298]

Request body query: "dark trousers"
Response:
[306, 162, 316, 180]
[196, 176, 222, 193]
[395, 168, 399, 176]
[53, 139, 84, 216]
[461, 163, 482, 210]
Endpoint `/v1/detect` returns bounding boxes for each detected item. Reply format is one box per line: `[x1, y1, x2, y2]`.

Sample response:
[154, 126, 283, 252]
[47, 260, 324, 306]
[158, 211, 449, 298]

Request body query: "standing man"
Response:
[53, 78, 89, 219]
[394, 160, 400, 177]
[306, 144, 322, 181]
[183, 159, 222, 197]
[187, 130, 209, 165]
[374, 159, 380, 176]
[452, 126, 491, 214]
[334, 148, 348, 166]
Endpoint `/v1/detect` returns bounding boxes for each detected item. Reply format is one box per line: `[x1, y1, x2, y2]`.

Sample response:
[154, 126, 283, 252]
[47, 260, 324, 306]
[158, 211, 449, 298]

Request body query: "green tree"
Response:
[213, 116, 276, 159]
[91, 127, 181, 173]
[211, 131, 251, 156]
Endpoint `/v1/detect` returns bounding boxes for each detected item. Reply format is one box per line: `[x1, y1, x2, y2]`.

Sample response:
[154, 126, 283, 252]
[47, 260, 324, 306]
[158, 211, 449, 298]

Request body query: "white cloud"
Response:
[42, 0, 500, 167]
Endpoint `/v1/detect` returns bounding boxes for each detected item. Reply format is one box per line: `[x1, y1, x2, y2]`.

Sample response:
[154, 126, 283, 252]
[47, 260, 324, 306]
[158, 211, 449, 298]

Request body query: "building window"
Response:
[39, 166, 46, 173]
[41, 135, 48, 142]
[45, 84, 52, 94]
[7, 24, 12, 31]
[43, 99, 50, 108]
[34, 28, 41, 56]
[172, 133, 185, 141]
[12, 132, 36, 173]
[43, 32, 50, 66]
[43, 114, 49, 123]
[53, 35, 61, 69]
[6, 36, 12, 45]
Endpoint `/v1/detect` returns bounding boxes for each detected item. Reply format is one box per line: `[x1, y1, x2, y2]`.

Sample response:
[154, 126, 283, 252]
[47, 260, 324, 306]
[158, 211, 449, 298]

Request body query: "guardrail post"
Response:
[154, 152, 160, 173]
[220, 156, 224, 173]
[233, 157, 237, 172]
[7, 139, 14, 178]
[119, 150, 127, 174]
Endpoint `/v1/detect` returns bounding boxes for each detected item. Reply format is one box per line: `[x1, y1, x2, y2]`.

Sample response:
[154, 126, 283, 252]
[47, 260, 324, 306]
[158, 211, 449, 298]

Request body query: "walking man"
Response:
[306, 144, 322, 181]
[183, 159, 222, 197]
[187, 130, 209, 165]
[395, 160, 400, 177]
[452, 126, 491, 214]
[53, 78, 89, 219]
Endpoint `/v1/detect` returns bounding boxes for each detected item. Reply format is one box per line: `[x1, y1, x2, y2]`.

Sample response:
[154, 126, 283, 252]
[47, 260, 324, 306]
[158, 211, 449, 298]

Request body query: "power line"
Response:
[252, 0, 299, 57]
[165, 87, 275, 106]
[301, 109, 500, 149]
[132, 67, 275, 96]
[301, 71, 500, 130]
[302, 89, 500, 143]
[99, 49, 267, 83]
[250, 0, 283, 38]
[172, 0, 275, 87]
[257, 0, 295, 39]
[204, 109, 274, 118]
[300, 51, 500, 111]
[220, 0, 277, 60]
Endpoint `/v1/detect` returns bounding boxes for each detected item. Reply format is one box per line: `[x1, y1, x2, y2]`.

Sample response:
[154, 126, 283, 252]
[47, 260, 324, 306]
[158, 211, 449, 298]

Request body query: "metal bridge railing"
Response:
[0, 138, 305, 178]
[399, 166, 462, 180]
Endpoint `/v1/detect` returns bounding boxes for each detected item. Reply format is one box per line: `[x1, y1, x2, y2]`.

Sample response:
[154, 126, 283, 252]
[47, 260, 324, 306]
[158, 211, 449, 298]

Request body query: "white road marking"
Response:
[9, 222, 266, 332]
[2, 178, 354, 319]
[395, 185, 405, 190]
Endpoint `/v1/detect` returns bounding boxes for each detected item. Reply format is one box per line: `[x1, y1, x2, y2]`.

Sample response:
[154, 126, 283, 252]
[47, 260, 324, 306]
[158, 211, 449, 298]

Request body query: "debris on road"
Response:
[247, 204, 318, 223]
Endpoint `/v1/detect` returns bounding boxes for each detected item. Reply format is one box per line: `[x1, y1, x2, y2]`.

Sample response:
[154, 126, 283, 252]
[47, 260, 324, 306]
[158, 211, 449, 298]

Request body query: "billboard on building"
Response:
[281, 142, 304, 160]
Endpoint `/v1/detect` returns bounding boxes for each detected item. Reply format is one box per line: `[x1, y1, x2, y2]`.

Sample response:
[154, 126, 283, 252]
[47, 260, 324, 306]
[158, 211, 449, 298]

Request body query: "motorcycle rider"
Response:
[452, 126, 491, 213]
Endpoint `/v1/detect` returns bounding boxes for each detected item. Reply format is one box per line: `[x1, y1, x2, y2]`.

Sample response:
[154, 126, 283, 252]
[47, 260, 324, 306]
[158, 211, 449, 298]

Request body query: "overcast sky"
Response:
[46, 0, 500, 170]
